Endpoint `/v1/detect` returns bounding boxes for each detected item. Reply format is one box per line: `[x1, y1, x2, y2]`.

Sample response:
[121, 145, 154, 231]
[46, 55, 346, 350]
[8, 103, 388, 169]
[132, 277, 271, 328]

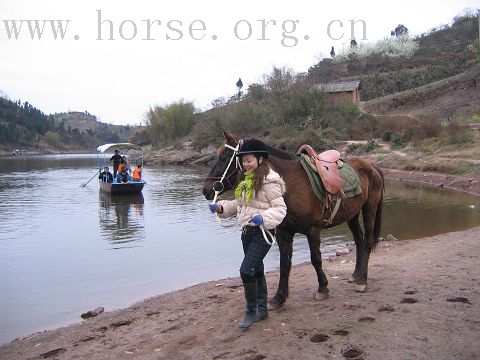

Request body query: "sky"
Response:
[1, 0, 479, 126]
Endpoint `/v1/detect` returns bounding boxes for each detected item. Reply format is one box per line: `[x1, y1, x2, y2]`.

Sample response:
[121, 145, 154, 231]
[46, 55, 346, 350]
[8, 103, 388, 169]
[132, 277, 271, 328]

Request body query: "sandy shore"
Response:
[1, 225, 479, 359]
[1, 170, 479, 359]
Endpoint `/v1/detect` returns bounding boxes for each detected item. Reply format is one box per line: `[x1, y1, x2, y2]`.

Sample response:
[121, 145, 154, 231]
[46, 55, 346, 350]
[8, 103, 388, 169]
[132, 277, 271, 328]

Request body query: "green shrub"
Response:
[228, 103, 269, 137]
[391, 132, 405, 147]
[467, 106, 480, 123]
[338, 99, 361, 122]
[347, 139, 379, 154]
[346, 143, 361, 154]
[364, 139, 378, 152]
[145, 100, 195, 145]
[382, 131, 392, 141]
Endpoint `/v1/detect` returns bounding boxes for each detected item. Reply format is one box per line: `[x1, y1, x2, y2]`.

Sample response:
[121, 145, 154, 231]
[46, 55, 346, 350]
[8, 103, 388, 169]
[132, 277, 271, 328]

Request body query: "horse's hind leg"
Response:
[356, 196, 381, 293]
[270, 228, 294, 307]
[347, 214, 364, 285]
[307, 227, 329, 301]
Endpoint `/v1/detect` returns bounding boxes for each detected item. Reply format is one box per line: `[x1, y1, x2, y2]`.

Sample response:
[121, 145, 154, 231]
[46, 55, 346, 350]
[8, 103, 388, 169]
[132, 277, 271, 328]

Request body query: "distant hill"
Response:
[52, 111, 136, 145]
[0, 96, 138, 152]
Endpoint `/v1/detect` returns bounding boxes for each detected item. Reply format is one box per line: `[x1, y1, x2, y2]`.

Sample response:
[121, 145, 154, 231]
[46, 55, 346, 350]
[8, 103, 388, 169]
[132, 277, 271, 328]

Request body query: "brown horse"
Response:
[202, 130, 384, 306]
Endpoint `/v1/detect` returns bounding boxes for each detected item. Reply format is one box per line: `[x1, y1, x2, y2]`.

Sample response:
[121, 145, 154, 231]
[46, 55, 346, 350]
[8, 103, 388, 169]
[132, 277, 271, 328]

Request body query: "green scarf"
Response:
[235, 171, 255, 202]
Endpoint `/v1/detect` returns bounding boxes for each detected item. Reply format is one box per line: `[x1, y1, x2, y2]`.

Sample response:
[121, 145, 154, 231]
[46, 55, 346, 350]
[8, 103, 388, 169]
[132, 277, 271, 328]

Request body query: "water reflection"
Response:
[99, 192, 145, 249]
[382, 181, 480, 239]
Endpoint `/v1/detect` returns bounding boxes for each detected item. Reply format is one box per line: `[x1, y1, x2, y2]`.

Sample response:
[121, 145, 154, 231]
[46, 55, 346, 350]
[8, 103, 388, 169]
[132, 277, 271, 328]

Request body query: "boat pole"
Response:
[80, 169, 100, 187]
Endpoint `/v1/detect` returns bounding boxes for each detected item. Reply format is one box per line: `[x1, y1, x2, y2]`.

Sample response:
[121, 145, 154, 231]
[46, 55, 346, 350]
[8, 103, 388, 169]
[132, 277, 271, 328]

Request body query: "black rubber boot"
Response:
[255, 274, 268, 322]
[239, 279, 257, 329]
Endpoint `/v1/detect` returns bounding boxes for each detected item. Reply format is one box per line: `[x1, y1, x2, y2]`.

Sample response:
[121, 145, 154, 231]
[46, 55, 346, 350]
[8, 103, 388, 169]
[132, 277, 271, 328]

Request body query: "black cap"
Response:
[236, 139, 269, 159]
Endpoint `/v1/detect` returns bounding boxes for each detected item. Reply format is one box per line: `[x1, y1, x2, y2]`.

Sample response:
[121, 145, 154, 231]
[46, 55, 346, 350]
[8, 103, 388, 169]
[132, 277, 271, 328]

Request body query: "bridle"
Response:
[207, 143, 241, 204]
[205, 171, 237, 194]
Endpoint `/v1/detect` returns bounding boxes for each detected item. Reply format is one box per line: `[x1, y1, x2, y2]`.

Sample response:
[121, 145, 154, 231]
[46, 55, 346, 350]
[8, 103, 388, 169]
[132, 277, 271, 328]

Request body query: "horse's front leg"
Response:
[270, 228, 294, 307]
[307, 227, 329, 300]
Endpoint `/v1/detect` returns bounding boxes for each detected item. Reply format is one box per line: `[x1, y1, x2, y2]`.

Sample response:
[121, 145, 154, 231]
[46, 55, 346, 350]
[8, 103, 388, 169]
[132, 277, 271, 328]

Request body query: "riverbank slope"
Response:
[1, 225, 479, 359]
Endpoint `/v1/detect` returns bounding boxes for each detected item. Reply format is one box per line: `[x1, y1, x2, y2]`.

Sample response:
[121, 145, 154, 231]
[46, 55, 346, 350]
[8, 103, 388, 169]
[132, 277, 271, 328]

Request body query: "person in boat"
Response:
[132, 164, 142, 182]
[208, 139, 287, 329]
[117, 157, 130, 178]
[99, 166, 113, 183]
[118, 164, 130, 183]
[122, 156, 131, 171]
[110, 150, 122, 179]
[117, 157, 125, 174]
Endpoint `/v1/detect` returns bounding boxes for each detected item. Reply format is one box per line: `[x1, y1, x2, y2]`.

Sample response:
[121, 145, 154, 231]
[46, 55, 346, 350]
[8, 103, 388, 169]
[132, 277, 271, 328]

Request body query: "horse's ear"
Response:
[222, 129, 238, 146]
[221, 128, 229, 139]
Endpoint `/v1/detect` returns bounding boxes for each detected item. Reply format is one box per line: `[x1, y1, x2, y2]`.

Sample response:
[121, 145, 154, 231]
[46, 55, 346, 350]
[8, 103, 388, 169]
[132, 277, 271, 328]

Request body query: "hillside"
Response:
[307, 14, 479, 102]
[185, 13, 480, 151]
[361, 63, 480, 119]
[0, 97, 137, 153]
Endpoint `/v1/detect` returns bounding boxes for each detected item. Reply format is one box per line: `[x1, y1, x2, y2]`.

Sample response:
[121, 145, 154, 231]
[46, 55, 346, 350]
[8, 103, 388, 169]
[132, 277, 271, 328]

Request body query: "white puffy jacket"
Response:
[218, 169, 287, 230]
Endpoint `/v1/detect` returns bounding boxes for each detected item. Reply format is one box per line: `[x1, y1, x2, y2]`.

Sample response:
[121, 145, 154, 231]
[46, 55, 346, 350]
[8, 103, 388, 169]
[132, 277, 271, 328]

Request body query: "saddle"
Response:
[297, 144, 343, 195]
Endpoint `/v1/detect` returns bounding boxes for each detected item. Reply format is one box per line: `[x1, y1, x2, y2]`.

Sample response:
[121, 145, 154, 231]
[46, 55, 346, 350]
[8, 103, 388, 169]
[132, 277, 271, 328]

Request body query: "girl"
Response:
[209, 139, 287, 329]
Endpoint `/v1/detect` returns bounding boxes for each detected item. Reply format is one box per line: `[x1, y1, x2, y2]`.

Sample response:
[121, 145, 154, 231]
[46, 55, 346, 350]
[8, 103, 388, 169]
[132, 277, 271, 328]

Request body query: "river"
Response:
[0, 154, 479, 344]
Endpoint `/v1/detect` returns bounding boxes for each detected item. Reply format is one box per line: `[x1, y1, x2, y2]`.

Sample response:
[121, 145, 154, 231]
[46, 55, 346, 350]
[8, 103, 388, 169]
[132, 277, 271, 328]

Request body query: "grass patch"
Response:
[401, 159, 478, 175]
[453, 163, 480, 175]
[414, 130, 479, 153]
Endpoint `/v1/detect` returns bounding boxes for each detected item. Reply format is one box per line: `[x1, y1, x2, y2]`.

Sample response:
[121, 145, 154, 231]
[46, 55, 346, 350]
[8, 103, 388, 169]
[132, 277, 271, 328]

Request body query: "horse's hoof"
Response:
[314, 292, 329, 301]
[268, 302, 282, 311]
[355, 284, 367, 293]
[348, 276, 355, 283]
[268, 297, 284, 310]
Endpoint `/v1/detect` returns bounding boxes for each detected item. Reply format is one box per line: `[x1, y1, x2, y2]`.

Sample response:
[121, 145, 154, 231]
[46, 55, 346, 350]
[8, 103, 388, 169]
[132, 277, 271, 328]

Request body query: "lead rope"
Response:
[260, 226, 276, 245]
[235, 213, 276, 246]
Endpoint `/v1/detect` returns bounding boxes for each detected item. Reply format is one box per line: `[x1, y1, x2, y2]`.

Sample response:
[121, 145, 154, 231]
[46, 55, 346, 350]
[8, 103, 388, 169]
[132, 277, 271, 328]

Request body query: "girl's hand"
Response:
[209, 203, 223, 214]
[250, 214, 263, 226]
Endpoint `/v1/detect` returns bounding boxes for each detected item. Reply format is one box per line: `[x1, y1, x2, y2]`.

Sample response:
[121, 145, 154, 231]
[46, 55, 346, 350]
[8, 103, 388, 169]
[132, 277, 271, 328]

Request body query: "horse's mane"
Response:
[267, 146, 297, 160]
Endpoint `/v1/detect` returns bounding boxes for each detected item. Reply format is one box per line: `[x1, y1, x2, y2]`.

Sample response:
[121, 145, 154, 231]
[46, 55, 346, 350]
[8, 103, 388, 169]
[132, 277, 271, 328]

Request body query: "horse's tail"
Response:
[372, 163, 384, 248]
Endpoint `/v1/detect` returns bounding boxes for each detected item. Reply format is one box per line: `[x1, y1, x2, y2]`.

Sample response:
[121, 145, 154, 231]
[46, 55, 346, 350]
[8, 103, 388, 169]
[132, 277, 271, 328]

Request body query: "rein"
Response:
[205, 170, 238, 190]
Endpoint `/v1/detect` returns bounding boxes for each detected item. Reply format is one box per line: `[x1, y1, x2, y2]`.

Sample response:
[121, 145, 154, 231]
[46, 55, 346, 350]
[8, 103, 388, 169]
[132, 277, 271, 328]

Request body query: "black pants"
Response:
[240, 227, 272, 278]
[113, 163, 120, 178]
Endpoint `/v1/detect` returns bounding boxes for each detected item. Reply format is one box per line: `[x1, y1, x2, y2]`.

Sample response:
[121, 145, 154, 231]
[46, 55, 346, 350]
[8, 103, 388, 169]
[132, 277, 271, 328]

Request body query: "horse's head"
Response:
[202, 130, 240, 201]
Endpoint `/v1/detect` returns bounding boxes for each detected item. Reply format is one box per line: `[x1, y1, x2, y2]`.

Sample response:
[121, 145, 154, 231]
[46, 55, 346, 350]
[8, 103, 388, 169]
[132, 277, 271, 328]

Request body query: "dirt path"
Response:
[1, 226, 479, 360]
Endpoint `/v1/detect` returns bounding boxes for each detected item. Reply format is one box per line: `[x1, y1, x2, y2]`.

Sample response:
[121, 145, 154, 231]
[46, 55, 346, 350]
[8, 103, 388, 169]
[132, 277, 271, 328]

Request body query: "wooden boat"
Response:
[99, 180, 144, 194]
[97, 143, 145, 195]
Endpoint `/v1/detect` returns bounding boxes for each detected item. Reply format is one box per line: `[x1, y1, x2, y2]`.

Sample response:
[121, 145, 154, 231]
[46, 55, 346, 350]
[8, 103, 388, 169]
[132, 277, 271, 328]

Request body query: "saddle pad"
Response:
[299, 154, 362, 200]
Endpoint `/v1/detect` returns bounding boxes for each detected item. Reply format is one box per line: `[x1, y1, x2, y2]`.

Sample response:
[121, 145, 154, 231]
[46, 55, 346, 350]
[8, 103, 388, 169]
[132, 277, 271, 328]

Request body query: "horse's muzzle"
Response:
[202, 187, 215, 201]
